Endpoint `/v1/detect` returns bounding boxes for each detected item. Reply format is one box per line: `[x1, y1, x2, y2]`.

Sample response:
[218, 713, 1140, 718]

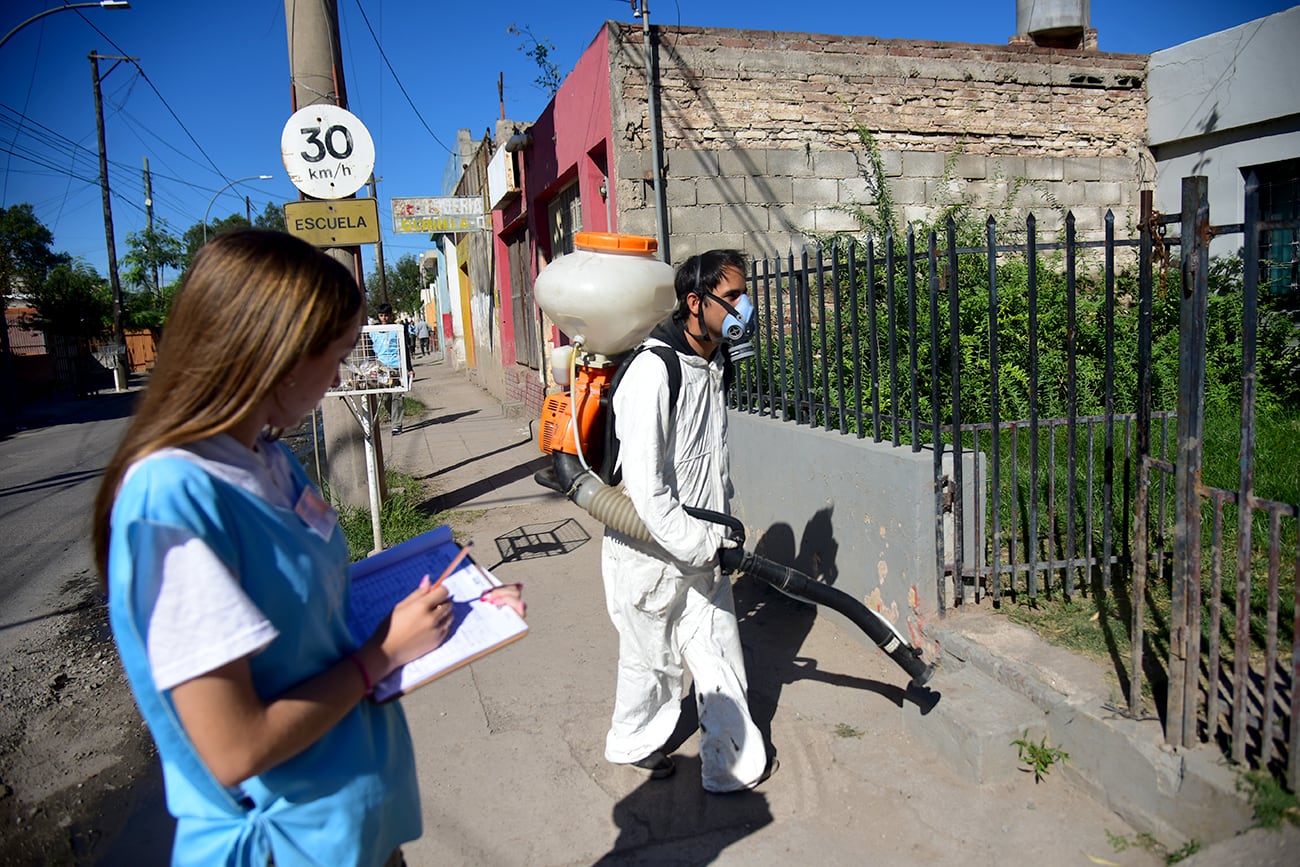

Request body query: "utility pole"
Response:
[143, 156, 159, 295]
[369, 175, 389, 305]
[632, 2, 669, 263]
[283, 0, 383, 518]
[91, 51, 136, 392]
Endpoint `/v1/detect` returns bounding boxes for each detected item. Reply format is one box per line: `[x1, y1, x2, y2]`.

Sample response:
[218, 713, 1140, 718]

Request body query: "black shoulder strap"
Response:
[599, 343, 682, 485]
[646, 344, 682, 418]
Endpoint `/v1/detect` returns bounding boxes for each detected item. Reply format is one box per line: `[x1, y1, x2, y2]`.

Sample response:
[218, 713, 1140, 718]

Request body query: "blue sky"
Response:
[1, 0, 1292, 281]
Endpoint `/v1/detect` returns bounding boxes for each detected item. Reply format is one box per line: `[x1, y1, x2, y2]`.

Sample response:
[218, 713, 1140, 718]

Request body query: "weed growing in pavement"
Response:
[1237, 768, 1300, 829]
[1165, 839, 1202, 864]
[1105, 829, 1202, 865]
[833, 722, 866, 738]
[1011, 730, 1068, 782]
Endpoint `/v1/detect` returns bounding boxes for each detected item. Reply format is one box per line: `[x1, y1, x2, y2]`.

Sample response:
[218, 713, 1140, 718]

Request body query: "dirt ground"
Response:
[0, 573, 159, 865]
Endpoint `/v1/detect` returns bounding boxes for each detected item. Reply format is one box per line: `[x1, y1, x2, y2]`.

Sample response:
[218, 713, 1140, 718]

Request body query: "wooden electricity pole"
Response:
[90, 51, 136, 391]
[283, 0, 386, 518]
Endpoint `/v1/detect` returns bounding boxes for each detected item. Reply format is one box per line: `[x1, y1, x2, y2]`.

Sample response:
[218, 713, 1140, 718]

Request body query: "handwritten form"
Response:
[346, 526, 528, 703]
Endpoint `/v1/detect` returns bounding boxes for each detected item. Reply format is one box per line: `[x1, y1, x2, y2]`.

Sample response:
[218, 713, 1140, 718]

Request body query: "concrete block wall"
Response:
[727, 412, 980, 657]
[607, 22, 1150, 260]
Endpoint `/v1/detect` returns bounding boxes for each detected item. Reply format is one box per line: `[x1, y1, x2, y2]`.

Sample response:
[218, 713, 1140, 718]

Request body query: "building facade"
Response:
[1147, 5, 1300, 271]
[459, 19, 1152, 415]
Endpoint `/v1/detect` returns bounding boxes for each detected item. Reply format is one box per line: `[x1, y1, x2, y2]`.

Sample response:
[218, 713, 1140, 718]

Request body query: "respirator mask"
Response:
[709, 292, 756, 362]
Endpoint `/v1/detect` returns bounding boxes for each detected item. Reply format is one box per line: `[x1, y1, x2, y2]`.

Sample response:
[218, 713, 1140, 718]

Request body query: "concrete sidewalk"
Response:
[372, 352, 1297, 867]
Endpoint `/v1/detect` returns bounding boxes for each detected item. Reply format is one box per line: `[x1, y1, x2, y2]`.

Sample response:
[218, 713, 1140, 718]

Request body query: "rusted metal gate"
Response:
[1135, 174, 1299, 789]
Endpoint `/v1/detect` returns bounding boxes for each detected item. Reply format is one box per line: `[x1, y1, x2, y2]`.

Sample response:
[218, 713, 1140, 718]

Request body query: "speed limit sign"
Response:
[281, 104, 375, 199]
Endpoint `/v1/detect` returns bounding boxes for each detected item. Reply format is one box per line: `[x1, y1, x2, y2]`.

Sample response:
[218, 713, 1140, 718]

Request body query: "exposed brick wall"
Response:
[504, 365, 547, 417]
[607, 22, 1151, 258]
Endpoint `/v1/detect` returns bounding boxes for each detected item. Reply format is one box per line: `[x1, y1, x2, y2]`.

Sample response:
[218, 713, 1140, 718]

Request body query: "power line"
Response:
[346, 0, 454, 156]
[0, 103, 231, 200]
[71, 5, 234, 185]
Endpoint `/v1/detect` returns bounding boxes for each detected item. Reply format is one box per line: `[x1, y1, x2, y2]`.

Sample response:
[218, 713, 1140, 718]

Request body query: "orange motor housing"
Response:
[538, 364, 619, 468]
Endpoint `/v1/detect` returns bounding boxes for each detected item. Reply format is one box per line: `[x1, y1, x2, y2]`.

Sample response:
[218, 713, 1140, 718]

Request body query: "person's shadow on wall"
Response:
[735, 506, 918, 742]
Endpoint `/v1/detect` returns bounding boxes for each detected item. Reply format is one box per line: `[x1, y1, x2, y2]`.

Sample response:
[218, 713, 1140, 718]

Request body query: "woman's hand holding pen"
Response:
[362, 544, 469, 680]
[359, 575, 455, 682]
[478, 583, 526, 619]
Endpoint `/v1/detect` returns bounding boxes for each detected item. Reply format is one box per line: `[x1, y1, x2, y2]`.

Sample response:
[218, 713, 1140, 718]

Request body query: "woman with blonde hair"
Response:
[92, 230, 518, 865]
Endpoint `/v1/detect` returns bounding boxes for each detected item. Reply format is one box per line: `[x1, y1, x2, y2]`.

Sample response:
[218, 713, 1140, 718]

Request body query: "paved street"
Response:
[0, 388, 137, 663]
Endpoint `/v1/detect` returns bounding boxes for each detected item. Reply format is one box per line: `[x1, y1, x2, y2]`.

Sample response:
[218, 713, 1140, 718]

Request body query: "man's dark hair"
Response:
[672, 249, 748, 319]
[376, 302, 394, 315]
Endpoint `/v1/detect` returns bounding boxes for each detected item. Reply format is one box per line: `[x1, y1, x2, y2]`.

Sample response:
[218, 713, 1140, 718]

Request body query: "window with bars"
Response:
[547, 182, 582, 259]
[1247, 158, 1299, 297]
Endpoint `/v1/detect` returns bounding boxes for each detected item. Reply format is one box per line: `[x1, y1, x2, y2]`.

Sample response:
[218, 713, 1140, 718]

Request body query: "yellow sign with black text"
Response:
[393, 214, 487, 234]
[284, 198, 381, 246]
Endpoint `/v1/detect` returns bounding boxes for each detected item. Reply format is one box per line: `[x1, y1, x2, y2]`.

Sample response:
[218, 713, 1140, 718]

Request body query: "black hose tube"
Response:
[537, 454, 936, 687]
[738, 553, 935, 688]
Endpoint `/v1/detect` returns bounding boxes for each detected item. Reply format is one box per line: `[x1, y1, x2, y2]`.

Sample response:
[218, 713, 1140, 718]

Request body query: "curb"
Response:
[905, 613, 1253, 848]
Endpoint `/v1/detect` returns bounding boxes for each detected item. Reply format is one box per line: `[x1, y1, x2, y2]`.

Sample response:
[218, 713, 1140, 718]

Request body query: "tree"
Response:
[0, 204, 65, 410]
[22, 260, 112, 341]
[122, 219, 184, 328]
[366, 253, 423, 316]
[508, 24, 562, 96]
[254, 201, 286, 232]
[0, 204, 62, 306]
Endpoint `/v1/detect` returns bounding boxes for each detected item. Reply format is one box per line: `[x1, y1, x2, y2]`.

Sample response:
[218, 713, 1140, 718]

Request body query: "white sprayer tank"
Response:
[534, 232, 677, 357]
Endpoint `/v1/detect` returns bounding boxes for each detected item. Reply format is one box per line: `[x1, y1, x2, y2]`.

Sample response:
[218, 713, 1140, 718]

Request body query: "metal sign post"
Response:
[325, 324, 411, 553]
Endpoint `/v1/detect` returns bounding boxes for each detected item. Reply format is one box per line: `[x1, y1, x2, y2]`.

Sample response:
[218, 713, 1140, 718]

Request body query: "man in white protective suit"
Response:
[601, 248, 776, 792]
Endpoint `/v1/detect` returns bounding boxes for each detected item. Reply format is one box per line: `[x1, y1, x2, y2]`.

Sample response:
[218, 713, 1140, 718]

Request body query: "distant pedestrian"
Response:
[404, 317, 418, 361]
[416, 317, 431, 356]
[374, 303, 414, 435]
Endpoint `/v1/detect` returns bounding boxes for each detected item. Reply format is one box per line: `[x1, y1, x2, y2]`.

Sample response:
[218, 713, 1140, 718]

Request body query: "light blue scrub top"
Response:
[107, 443, 420, 866]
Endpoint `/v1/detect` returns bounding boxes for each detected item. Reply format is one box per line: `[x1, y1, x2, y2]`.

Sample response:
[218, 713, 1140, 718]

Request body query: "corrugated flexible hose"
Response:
[542, 459, 935, 688]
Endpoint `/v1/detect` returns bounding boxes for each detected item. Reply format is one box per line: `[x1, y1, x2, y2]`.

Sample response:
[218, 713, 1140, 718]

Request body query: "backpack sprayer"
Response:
[532, 232, 934, 689]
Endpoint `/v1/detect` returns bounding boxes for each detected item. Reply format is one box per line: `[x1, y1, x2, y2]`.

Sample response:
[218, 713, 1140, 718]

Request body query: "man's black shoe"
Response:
[630, 751, 675, 780]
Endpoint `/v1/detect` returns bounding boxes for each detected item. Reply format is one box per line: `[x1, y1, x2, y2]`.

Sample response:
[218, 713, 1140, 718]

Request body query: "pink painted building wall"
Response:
[495, 26, 615, 410]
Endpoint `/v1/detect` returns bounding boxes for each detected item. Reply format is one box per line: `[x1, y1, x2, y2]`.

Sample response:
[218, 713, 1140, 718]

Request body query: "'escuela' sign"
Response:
[283, 198, 380, 246]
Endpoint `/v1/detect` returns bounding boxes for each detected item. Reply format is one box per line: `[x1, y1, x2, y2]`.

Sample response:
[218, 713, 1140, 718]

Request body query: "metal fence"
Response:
[1139, 174, 1299, 789]
[732, 213, 1154, 607]
[733, 178, 1298, 788]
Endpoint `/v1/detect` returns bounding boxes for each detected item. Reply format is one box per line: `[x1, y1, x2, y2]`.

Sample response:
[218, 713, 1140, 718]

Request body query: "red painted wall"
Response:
[495, 25, 614, 373]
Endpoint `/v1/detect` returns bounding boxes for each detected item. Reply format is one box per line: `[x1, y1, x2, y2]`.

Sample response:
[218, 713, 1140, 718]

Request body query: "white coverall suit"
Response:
[601, 332, 769, 792]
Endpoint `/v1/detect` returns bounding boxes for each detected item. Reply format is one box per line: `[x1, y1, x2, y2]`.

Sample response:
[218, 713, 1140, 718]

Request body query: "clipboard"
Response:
[346, 525, 528, 703]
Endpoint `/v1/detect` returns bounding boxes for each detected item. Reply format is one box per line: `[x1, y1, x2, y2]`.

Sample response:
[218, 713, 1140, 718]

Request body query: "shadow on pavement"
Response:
[0, 466, 110, 500]
[421, 432, 534, 480]
[488, 517, 591, 570]
[419, 453, 551, 512]
[2, 386, 142, 440]
[593, 755, 773, 865]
